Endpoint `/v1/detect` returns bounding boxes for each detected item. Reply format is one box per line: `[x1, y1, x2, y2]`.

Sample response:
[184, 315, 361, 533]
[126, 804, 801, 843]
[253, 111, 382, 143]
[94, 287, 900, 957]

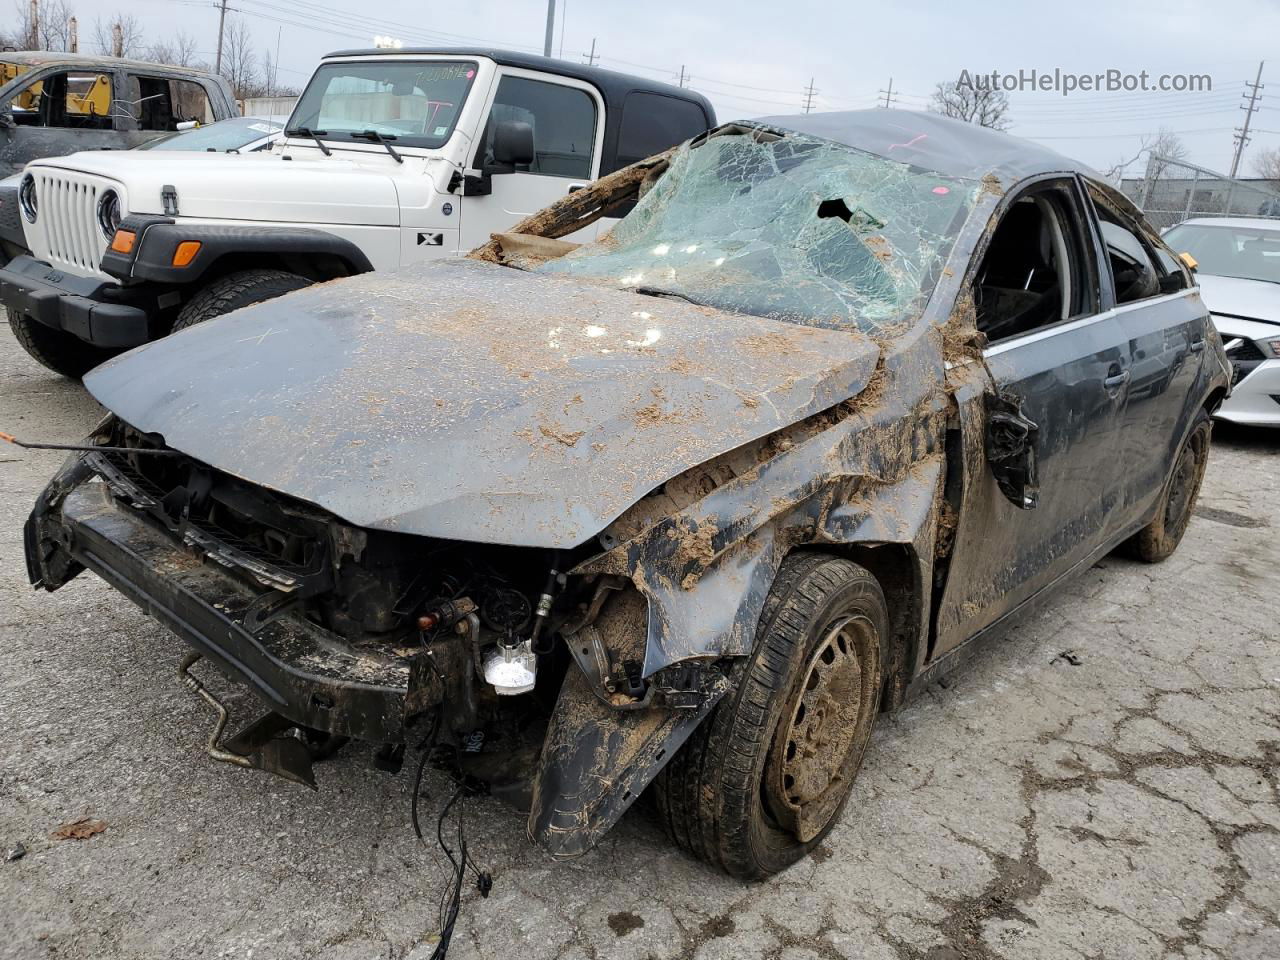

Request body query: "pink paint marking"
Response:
[932, 186, 950, 195]
[887, 133, 927, 152]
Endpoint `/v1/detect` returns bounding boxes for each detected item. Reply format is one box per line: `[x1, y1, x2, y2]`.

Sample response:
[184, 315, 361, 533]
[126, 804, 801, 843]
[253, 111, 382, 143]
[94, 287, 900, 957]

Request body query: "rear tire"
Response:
[172, 269, 311, 332]
[1126, 409, 1211, 563]
[654, 553, 887, 879]
[7, 307, 118, 379]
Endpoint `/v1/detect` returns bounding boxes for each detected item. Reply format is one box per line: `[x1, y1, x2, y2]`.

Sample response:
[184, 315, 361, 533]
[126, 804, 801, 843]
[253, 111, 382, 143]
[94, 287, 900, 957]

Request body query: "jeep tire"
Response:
[7, 307, 120, 379]
[172, 269, 312, 333]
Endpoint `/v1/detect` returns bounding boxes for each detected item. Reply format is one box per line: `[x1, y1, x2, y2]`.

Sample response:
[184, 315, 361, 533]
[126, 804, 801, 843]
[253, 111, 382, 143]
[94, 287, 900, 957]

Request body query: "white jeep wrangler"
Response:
[0, 47, 714, 377]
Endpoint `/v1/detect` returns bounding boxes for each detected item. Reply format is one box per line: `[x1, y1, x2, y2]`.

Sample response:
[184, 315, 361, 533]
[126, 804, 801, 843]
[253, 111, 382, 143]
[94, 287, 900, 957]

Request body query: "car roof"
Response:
[0, 50, 221, 78]
[320, 46, 714, 117]
[748, 108, 1096, 183]
[1174, 217, 1280, 230]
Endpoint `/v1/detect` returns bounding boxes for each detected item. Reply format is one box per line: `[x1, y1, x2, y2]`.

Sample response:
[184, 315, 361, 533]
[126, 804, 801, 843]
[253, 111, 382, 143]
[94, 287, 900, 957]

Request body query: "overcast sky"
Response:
[84, 0, 1280, 176]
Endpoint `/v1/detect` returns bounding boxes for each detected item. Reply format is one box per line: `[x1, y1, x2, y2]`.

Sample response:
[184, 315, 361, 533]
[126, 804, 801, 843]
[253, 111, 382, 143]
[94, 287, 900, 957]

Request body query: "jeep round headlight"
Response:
[97, 189, 122, 239]
[18, 174, 37, 224]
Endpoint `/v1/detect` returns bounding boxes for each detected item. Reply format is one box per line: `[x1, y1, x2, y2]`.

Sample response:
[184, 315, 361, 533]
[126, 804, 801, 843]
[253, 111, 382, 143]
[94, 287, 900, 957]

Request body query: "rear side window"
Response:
[614, 92, 709, 171]
[1088, 185, 1188, 303]
[133, 76, 215, 130]
[480, 76, 597, 179]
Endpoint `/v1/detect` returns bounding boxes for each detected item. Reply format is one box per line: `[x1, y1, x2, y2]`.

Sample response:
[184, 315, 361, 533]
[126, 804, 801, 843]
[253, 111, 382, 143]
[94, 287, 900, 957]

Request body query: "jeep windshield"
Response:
[287, 59, 477, 149]
[537, 131, 978, 335]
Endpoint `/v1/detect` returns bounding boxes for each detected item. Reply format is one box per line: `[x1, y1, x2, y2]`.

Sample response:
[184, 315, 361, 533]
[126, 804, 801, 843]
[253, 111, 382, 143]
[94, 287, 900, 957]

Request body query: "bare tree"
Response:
[1104, 127, 1190, 184]
[6, 0, 77, 51]
[930, 78, 1011, 131]
[91, 13, 143, 58]
[147, 31, 200, 69]
[1253, 146, 1280, 182]
[220, 16, 262, 100]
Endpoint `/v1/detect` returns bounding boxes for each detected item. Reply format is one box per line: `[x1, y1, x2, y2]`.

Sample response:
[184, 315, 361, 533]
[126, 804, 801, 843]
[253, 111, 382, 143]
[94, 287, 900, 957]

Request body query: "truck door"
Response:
[0, 68, 125, 178]
[457, 71, 604, 251]
[120, 74, 219, 149]
[933, 177, 1133, 657]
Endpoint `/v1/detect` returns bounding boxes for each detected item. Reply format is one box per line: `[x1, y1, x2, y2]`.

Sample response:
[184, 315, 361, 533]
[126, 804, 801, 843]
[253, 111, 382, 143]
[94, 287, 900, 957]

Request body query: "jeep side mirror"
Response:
[492, 120, 534, 168]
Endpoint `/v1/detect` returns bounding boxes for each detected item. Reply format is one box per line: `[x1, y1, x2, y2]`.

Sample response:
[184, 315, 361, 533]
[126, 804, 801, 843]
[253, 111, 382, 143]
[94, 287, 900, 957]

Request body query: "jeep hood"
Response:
[31, 150, 401, 227]
[84, 258, 880, 547]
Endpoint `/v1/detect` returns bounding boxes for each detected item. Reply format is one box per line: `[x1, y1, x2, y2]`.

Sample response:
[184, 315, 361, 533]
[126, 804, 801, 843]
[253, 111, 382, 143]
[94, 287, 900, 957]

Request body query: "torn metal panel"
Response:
[84, 258, 880, 548]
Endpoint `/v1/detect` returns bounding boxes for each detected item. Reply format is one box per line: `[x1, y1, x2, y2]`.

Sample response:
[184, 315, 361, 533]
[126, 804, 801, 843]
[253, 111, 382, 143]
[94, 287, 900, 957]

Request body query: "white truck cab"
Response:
[0, 48, 714, 377]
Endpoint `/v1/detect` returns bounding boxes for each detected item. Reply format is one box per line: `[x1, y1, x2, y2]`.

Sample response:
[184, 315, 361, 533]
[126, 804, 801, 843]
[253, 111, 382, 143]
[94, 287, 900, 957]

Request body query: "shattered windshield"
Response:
[537, 131, 979, 334]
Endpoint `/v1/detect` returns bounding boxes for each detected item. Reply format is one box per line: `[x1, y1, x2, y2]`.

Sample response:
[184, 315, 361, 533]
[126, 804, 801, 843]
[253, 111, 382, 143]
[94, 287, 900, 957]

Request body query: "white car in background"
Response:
[1163, 217, 1280, 426]
[134, 116, 285, 154]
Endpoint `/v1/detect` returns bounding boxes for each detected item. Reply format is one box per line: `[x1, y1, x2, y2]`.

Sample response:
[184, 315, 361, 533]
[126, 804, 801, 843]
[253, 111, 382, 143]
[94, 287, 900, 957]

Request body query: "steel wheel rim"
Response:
[765, 612, 877, 843]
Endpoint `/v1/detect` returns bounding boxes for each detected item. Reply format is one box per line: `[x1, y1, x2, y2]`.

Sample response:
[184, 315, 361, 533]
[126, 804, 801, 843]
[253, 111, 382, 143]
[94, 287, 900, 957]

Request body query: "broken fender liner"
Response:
[528, 666, 724, 859]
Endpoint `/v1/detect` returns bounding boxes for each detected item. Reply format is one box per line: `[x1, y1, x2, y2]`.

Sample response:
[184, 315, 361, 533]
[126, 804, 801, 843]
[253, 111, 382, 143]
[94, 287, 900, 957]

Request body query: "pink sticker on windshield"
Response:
[466, 69, 475, 79]
[932, 186, 950, 195]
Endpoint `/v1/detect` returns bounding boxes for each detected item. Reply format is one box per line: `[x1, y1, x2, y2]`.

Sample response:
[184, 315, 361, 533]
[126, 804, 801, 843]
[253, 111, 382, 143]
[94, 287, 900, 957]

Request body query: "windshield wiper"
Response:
[350, 129, 403, 163]
[284, 127, 331, 157]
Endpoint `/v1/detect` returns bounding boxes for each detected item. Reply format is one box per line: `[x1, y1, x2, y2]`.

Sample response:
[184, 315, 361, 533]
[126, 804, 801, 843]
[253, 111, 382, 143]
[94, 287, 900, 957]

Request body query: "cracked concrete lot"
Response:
[0, 334, 1276, 960]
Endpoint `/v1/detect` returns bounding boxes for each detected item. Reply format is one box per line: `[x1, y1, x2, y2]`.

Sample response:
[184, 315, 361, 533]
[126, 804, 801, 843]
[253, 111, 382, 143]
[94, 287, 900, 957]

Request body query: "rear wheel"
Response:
[7, 307, 119, 379]
[1126, 409, 1211, 563]
[172, 269, 311, 333]
[654, 553, 887, 879]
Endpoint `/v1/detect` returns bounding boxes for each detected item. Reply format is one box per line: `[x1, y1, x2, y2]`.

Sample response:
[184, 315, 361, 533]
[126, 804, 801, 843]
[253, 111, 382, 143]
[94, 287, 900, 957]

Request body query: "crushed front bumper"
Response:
[1217, 357, 1280, 427]
[0, 255, 152, 347]
[26, 458, 419, 743]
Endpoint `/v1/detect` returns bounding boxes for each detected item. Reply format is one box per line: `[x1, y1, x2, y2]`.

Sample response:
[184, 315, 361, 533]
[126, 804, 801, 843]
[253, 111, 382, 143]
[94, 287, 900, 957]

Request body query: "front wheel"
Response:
[171, 269, 312, 333]
[654, 553, 887, 879]
[1126, 409, 1211, 563]
[7, 308, 119, 379]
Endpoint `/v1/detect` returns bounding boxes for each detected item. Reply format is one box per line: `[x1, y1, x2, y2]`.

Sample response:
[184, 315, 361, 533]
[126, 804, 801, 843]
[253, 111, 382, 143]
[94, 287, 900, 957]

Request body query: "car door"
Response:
[0, 67, 127, 177]
[457, 70, 604, 251]
[933, 176, 1133, 657]
[1084, 180, 1211, 524]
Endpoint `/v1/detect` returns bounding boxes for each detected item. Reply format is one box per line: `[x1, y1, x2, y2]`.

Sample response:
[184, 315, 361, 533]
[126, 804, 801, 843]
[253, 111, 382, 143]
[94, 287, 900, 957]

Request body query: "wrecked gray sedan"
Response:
[26, 111, 1229, 879]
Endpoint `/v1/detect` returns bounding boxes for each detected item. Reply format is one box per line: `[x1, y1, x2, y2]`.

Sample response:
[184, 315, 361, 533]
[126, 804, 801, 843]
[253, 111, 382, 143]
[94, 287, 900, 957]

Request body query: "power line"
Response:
[1230, 61, 1265, 177]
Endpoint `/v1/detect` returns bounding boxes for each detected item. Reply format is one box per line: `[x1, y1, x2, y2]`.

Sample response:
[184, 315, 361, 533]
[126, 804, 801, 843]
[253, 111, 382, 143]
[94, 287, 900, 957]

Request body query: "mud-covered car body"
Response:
[26, 111, 1229, 865]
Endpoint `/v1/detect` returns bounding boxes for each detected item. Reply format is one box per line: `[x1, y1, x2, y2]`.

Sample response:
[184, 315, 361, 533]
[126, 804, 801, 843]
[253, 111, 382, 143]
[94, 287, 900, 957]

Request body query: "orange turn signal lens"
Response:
[172, 241, 202, 267]
[109, 230, 136, 254]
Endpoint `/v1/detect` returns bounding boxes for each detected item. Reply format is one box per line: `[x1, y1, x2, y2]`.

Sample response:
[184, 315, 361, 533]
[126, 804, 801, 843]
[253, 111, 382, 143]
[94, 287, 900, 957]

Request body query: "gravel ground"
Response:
[0, 334, 1276, 960]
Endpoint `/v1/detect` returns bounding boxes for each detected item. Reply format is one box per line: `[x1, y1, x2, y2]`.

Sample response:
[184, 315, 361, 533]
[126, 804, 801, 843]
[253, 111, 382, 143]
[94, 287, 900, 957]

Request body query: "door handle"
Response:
[1189, 338, 1206, 353]
[567, 183, 586, 194]
[1103, 370, 1131, 389]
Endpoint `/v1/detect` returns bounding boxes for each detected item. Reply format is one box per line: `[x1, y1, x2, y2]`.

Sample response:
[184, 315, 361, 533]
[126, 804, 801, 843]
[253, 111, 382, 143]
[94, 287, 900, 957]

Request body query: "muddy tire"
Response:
[1125, 410, 1212, 563]
[172, 269, 311, 332]
[654, 553, 887, 879]
[7, 307, 119, 379]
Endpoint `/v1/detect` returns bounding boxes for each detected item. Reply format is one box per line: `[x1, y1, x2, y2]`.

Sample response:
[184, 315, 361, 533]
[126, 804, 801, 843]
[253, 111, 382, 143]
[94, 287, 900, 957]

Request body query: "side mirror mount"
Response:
[492, 120, 534, 168]
[461, 168, 492, 197]
[0, 105, 15, 133]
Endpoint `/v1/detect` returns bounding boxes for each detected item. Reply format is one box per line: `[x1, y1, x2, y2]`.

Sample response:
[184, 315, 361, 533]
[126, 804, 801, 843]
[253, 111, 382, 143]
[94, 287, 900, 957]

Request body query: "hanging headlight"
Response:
[97, 189, 122, 239]
[18, 174, 37, 224]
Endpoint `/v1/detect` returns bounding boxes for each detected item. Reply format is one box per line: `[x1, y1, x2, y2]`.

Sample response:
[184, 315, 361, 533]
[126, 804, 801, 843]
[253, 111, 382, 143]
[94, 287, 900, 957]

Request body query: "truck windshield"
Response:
[537, 131, 978, 335]
[288, 60, 477, 149]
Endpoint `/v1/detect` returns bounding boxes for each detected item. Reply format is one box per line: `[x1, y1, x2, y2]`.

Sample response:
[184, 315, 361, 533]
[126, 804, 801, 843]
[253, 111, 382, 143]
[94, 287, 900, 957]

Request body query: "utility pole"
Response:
[543, 0, 555, 58]
[111, 22, 122, 58]
[879, 77, 897, 108]
[582, 38, 598, 66]
[1230, 61, 1265, 178]
[558, 0, 566, 58]
[802, 77, 818, 114]
[68, 15, 77, 53]
[677, 65, 687, 88]
[28, 0, 38, 50]
[214, 0, 229, 74]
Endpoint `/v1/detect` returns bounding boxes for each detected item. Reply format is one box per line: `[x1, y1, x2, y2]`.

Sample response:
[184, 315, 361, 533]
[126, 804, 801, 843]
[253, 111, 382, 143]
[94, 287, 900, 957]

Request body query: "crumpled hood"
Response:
[84, 259, 881, 547]
[31, 150, 401, 227]
[1196, 273, 1280, 325]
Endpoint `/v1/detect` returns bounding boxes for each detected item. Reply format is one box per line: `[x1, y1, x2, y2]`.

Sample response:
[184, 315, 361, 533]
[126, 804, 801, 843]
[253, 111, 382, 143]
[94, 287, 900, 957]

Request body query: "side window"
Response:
[613, 92, 709, 171]
[1088, 186, 1188, 302]
[131, 76, 213, 131]
[479, 76, 597, 179]
[12, 71, 113, 129]
[975, 182, 1097, 343]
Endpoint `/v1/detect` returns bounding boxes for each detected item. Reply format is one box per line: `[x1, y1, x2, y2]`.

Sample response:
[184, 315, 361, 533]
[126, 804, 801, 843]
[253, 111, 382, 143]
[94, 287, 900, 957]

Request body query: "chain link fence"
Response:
[1120, 155, 1280, 231]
